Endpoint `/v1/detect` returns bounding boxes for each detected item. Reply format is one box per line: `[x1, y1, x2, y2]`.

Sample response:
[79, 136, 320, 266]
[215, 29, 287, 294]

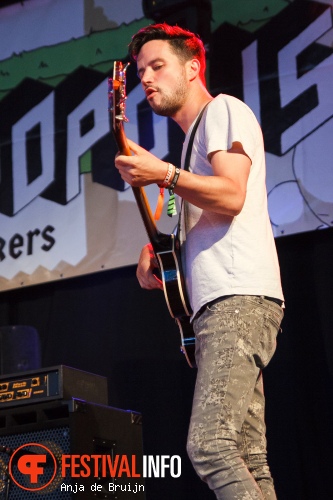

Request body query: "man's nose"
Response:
[141, 67, 153, 86]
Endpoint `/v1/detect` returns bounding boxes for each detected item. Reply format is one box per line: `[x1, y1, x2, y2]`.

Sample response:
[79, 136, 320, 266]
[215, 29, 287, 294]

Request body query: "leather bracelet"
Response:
[168, 167, 180, 192]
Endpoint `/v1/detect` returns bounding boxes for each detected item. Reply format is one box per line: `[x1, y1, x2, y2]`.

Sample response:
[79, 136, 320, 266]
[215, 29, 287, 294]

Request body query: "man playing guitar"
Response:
[115, 23, 284, 500]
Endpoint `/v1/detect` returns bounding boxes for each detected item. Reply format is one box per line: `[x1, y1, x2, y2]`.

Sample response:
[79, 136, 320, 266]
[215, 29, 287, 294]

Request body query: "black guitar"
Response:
[108, 61, 195, 368]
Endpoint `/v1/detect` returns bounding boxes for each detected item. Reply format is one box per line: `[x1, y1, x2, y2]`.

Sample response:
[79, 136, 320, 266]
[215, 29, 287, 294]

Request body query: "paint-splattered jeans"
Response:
[187, 295, 284, 500]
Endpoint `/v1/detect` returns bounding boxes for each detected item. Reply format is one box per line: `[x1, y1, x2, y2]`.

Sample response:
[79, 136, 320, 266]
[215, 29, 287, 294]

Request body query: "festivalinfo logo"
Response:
[4, 442, 181, 494]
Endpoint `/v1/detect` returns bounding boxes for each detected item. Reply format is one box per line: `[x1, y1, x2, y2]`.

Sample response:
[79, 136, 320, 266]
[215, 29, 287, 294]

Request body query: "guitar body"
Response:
[109, 61, 196, 368]
[176, 316, 196, 368]
[155, 233, 196, 368]
[155, 233, 191, 318]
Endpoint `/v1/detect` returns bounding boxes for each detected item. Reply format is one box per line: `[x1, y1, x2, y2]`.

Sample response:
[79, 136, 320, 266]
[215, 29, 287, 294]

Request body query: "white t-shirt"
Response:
[180, 94, 284, 317]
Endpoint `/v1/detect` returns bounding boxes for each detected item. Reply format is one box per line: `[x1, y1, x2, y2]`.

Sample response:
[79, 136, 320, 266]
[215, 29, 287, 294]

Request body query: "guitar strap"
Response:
[184, 102, 210, 172]
[177, 101, 211, 241]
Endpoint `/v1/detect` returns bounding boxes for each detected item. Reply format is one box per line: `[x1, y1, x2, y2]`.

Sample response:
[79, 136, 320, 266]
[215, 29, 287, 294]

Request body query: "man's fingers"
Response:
[136, 266, 163, 290]
[153, 274, 164, 289]
[137, 275, 161, 290]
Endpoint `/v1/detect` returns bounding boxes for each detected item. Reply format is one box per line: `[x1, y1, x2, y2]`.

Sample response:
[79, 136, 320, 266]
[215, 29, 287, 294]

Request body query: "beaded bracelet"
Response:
[159, 162, 175, 188]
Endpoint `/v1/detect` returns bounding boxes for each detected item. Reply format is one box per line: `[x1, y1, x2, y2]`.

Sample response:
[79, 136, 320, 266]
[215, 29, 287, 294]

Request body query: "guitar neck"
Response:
[115, 123, 170, 252]
[131, 185, 163, 249]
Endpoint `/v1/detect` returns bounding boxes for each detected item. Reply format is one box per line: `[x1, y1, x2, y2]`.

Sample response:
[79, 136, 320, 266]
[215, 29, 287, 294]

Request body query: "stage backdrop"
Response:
[0, 0, 332, 291]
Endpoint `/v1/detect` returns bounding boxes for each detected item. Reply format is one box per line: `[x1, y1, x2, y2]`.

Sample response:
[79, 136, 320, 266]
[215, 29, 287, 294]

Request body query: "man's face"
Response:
[137, 39, 189, 117]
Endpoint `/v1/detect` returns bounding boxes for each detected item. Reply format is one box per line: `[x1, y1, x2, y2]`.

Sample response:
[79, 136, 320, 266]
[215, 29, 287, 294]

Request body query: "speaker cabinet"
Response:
[0, 399, 144, 499]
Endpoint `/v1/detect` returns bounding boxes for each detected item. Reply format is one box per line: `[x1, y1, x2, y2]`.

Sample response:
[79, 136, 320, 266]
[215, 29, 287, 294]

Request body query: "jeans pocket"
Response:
[256, 307, 284, 368]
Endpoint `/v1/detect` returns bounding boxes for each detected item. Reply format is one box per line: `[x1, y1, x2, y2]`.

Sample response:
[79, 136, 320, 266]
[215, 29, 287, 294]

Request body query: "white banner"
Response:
[0, 0, 332, 291]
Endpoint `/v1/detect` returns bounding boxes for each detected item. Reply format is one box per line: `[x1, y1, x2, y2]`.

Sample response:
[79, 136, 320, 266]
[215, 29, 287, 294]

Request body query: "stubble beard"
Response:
[148, 76, 188, 117]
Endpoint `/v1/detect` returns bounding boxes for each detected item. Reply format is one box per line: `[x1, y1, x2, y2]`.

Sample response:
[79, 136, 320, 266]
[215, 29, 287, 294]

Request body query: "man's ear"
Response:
[187, 58, 201, 81]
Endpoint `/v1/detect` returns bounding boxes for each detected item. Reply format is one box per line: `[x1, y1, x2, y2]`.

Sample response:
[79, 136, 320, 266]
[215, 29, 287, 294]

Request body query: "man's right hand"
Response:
[136, 244, 163, 290]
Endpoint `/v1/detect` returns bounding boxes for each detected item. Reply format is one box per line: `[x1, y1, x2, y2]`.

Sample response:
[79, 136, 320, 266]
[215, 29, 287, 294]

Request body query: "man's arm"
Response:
[115, 138, 251, 290]
[174, 141, 251, 216]
[115, 139, 251, 217]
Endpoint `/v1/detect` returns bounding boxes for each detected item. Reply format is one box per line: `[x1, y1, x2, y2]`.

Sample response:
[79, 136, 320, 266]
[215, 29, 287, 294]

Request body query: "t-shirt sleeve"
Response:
[204, 94, 260, 162]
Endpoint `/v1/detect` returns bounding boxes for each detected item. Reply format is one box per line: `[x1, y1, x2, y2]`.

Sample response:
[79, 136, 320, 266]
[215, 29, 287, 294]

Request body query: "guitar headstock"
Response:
[108, 61, 130, 129]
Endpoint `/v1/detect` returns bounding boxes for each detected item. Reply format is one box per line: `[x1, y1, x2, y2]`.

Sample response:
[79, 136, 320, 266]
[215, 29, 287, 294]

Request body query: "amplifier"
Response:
[0, 365, 108, 408]
[0, 399, 144, 499]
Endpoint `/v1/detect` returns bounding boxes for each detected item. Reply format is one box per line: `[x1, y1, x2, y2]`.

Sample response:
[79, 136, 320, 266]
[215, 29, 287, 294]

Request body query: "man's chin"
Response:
[148, 104, 169, 117]
[148, 102, 178, 118]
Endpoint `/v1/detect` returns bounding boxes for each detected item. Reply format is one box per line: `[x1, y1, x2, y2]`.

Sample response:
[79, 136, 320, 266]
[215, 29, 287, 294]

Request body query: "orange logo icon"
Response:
[8, 443, 57, 491]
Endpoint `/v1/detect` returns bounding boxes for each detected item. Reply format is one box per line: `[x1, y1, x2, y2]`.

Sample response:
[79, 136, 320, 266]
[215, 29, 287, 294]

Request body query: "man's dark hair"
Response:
[128, 23, 206, 83]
